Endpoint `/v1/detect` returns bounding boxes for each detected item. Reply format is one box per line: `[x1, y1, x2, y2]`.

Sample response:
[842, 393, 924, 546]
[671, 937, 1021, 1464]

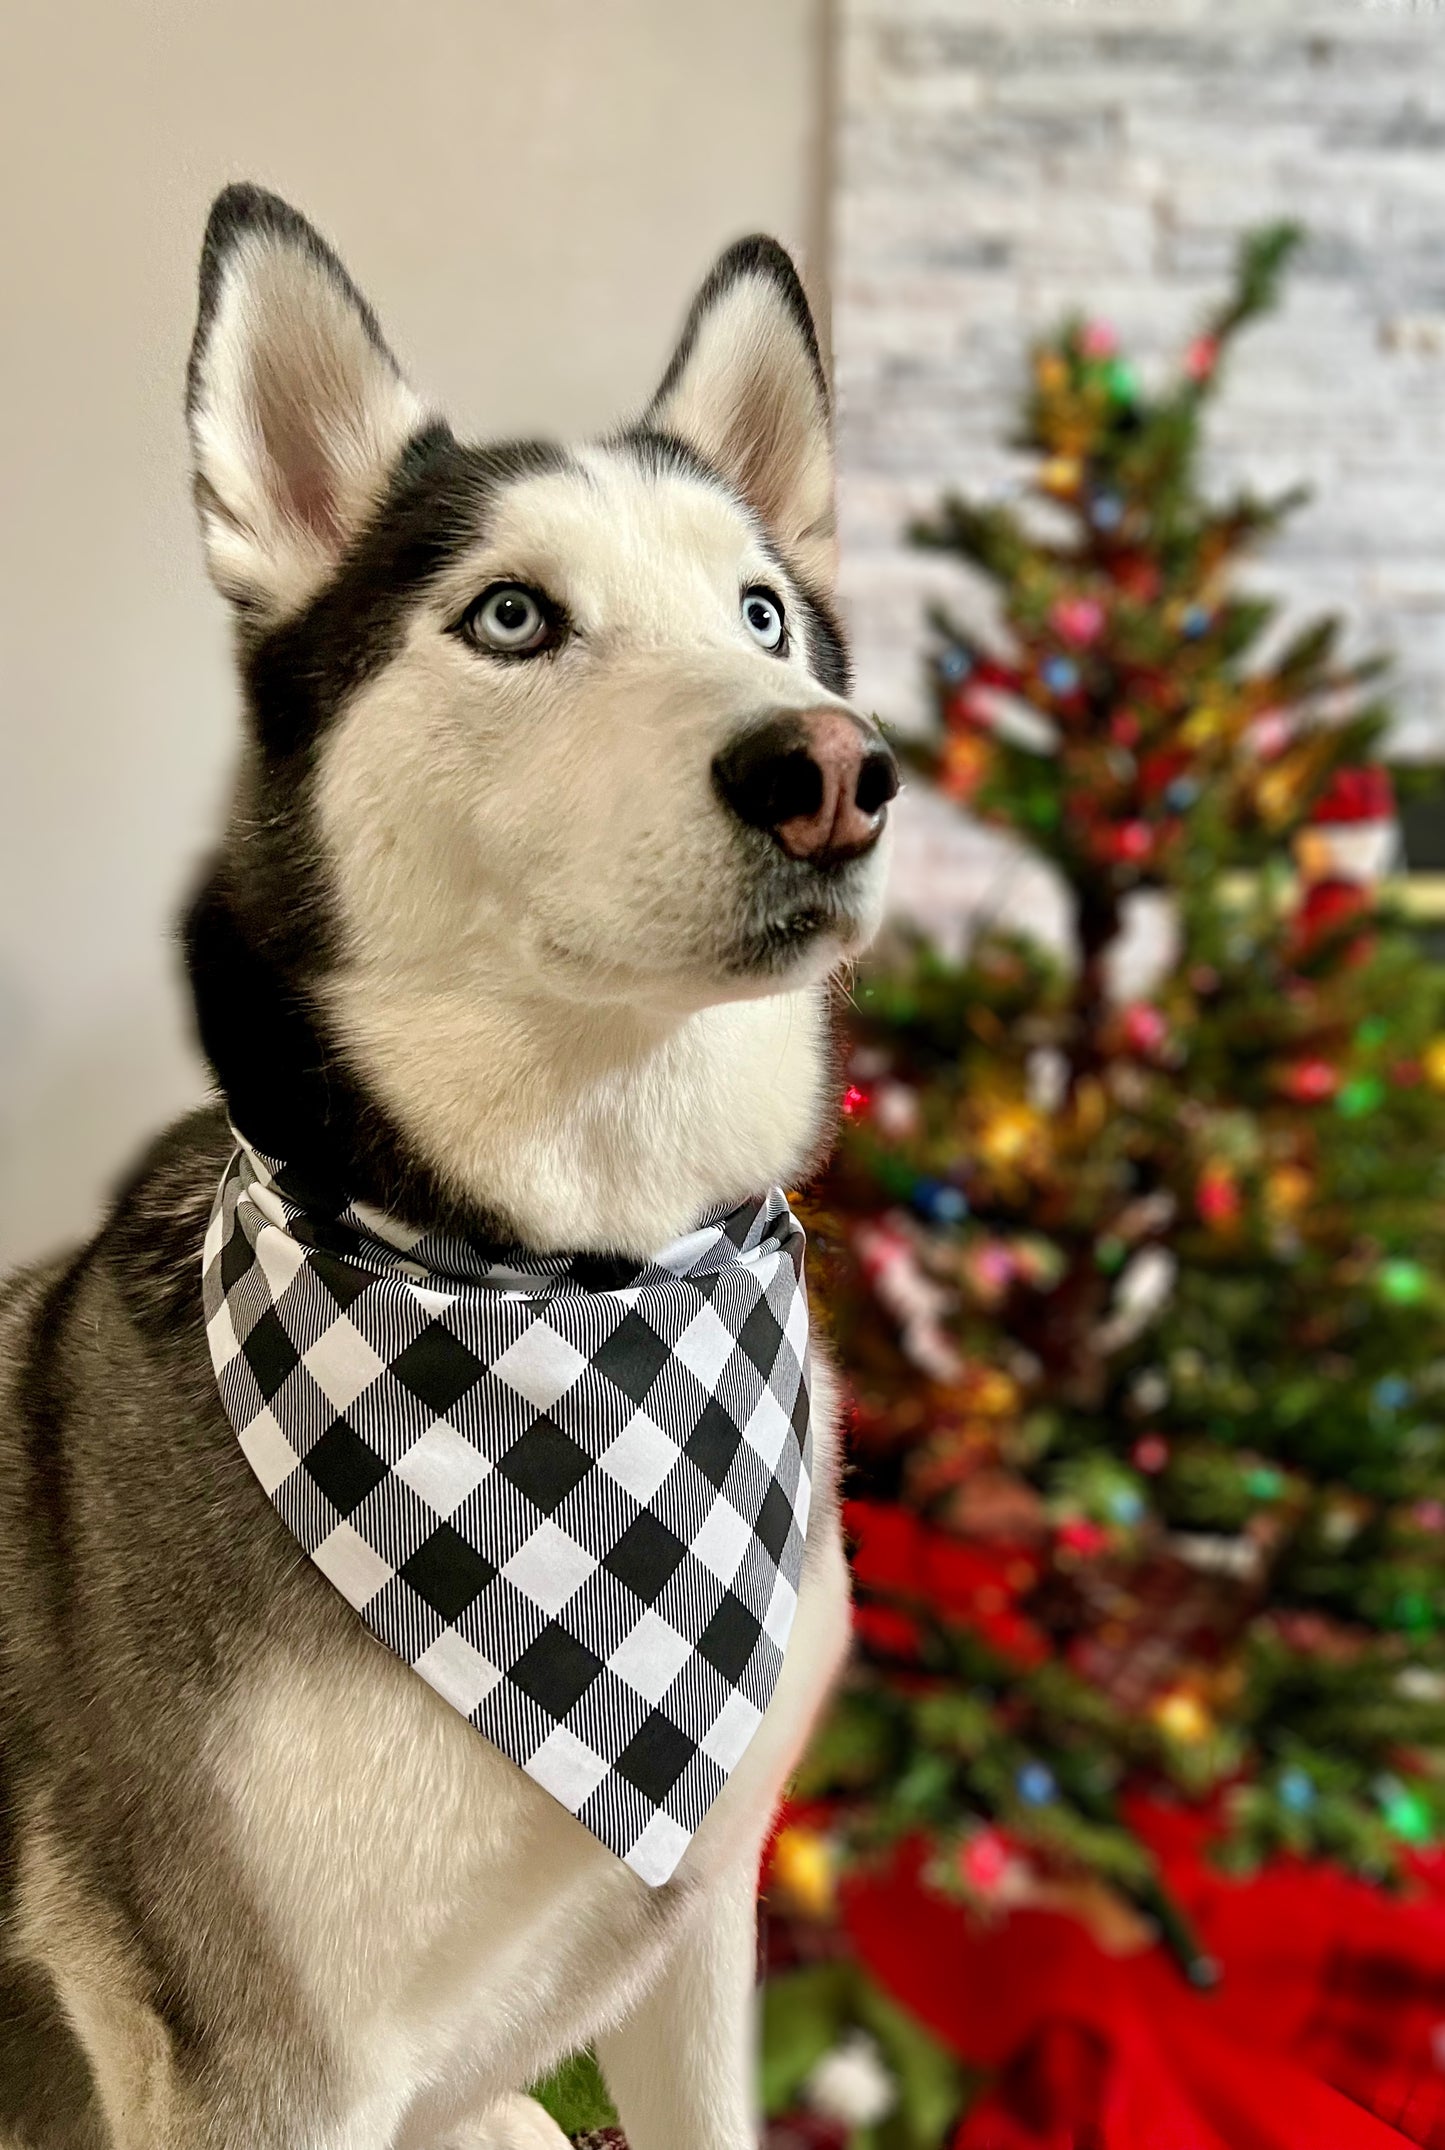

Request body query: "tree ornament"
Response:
[1278, 1767, 1316, 1814]
[1016, 1760, 1058, 1806]
[1336, 1074, 1385, 1119]
[939, 730, 991, 803]
[1122, 1002, 1169, 1056]
[1040, 654, 1081, 697]
[1058, 1517, 1110, 1559]
[912, 1177, 969, 1226]
[802, 2031, 897, 2130]
[974, 1101, 1046, 1172]
[1151, 1686, 1213, 1744]
[1248, 708, 1294, 761]
[1051, 595, 1106, 647]
[1196, 1162, 1242, 1232]
[1183, 334, 1220, 382]
[1381, 1783, 1434, 1846]
[1090, 489, 1125, 531]
[1277, 1058, 1340, 1104]
[770, 1824, 837, 1918]
[959, 1824, 1014, 1895]
[1244, 1465, 1285, 1501]
[1422, 1036, 1445, 1091]
[1264, 1163, 1312, 1221]
[1100, 820, 1155, 866]
[1378, 1259, 1429, 1307]
[1104, 357, 1139, 403]
[1039, 455, 1081, 497]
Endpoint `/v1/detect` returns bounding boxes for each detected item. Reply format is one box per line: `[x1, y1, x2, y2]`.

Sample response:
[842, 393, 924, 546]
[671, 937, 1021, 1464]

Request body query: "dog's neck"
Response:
[186, 880, 831, 1257]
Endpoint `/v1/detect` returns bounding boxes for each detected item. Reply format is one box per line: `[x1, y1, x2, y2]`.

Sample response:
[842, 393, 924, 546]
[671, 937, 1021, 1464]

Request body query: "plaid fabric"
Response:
[202, 1139, 811, 1885]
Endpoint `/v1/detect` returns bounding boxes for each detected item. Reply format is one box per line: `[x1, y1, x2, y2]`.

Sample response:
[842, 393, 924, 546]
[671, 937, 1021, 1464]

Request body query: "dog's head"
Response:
[184, 187, 895, 1239]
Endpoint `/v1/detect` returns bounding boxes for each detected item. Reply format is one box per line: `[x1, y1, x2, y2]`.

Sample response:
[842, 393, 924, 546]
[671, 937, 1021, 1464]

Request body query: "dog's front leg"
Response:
[595, 1866, 759, 2150]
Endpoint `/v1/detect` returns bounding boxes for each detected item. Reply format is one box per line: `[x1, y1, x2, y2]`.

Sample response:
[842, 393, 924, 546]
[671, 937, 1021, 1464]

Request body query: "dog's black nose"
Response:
[713, 710, 898, 867]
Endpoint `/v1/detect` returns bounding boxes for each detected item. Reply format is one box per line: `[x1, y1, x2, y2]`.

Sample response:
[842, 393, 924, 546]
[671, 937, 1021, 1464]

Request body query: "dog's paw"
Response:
[448, 2092, 577, 2149]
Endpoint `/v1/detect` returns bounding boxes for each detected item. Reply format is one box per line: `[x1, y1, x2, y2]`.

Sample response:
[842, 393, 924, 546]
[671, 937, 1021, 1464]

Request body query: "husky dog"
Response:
[0, 187, 895, 2149]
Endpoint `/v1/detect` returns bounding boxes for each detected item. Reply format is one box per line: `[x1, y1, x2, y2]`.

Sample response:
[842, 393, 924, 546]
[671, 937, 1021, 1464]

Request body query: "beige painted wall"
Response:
[0, 0, 828, 1267]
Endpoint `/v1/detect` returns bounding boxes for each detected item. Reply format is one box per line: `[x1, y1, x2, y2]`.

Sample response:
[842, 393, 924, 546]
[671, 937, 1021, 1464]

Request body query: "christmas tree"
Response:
[758, 227, 1445, 2147]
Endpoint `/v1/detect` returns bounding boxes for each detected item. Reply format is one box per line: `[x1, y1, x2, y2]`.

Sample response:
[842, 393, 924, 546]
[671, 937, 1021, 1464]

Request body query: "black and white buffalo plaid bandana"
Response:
[202, 1138, 811, 1884]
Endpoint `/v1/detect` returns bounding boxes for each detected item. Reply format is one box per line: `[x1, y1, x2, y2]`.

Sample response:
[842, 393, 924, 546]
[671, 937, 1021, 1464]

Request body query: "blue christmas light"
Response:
[1090, 491, 1124, 531]
[1372, 1376, 1411, 1415]
[939, 647, 974, 683]
[1041, 656, 1080, 696]
[1181, 604, 1211, 639]
[914, 1178, 969, 1225]
[1017, 1762, 1058, 1806]
[1278, 1767, 1316, 1814]
[1164, 778, 1201, 813]
[1108, 1487, 1145, 1525]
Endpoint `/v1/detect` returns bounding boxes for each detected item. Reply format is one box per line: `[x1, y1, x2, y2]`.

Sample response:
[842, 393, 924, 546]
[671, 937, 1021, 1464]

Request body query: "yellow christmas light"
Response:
[1150, 1686, 1213, 1745]
[770, 1824, 837, 1918]
[1423, 1037, 1445, 1092]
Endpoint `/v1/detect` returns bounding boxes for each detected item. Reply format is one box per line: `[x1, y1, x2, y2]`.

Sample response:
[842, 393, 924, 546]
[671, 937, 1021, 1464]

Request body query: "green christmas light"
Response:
[1379, 1260, 1429, 1307]
[1336, 1075, 1385, 1119]
[1383, 1785, 1434, 1845]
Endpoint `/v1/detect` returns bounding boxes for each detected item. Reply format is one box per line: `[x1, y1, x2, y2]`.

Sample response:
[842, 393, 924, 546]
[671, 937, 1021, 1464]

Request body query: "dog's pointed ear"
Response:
[646, 237, 836, 591]
[186, 185, 427, 620]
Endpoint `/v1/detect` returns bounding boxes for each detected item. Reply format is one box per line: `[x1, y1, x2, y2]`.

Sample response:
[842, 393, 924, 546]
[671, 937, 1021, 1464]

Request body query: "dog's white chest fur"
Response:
[217, 1388, 848, 2146]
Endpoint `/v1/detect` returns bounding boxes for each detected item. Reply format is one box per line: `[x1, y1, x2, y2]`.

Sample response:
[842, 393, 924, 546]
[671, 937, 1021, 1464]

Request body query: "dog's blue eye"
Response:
[462, 583, 552, 655]
[742, 587, 786, 654]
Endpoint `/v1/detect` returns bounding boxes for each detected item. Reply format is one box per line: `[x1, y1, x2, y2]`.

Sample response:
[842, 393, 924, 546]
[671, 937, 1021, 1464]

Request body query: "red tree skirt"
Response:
[843, 1802, 1445, 2149]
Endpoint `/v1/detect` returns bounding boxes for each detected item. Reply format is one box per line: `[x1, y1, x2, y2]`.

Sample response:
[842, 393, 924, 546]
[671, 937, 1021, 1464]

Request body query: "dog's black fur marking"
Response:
[646, 233, 830, 419]
[183, 407, 578, 1234]
[188, 182, 401, 417]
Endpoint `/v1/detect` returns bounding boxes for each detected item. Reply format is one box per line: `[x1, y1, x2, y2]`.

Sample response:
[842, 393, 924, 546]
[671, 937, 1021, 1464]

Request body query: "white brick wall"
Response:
[834, 0, 1445, 937]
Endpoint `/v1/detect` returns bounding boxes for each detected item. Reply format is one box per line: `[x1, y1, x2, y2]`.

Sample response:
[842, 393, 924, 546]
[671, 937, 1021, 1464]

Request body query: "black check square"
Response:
[753, 1478, 796, 1565]
[593, 1310, 672, 1403]
[615, 1709, 698, 1804]
[303, 1418, 388, 1517]
[697, 1591, 762, 1682]
[686, 1399, 745, 1489]
[241, 1305, 300, 1403]
[399, 1523, 497, 1621]
[205, 1141, 812, 1888]
[392, 1322, 486, 1414]
[604, 1511, 689, 1603]
[496, 1416, 591, 1513]
[735, 1296, 785, 1382]
[510, 1623, 604, 1718]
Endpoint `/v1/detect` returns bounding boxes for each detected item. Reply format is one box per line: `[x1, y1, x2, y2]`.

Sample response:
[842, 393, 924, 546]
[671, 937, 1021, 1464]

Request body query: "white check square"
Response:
[502, 1519, 598, 1615]
[608, 1610, 693, 1704]
[598, 1412, 680, 1504]
[691, 1497, 753, 1584]
[302, 1316, 388, 1409]
[490, 1321, 590, 1411]
[672, 1302, 738, 1390]
[530, 1723, 612, 1812]
[394, 1420, 492, 1515]
[311, 1521, 394, 1611]
[414, 1629, 502, 1716]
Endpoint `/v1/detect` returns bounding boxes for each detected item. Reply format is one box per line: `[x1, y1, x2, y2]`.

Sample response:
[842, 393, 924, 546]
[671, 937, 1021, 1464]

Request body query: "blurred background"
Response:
[7, 6, 1445, 2145]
